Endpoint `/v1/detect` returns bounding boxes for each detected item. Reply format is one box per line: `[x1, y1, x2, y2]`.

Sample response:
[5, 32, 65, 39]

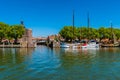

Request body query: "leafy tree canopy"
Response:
[0, 22, 25, 43]
[59, 26, 120, 42]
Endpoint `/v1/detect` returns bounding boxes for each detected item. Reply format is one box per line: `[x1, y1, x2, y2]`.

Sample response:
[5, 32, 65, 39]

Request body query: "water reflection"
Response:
[1, 46, 120, 80]
[52, 48, 98, 70]
[0, 48, 35, 65]
[0, 48, 35, 80]
[55, 48, 98, 56]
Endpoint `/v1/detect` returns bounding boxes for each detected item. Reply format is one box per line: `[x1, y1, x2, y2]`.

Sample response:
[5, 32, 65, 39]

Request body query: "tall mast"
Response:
[73, 10, 75, 41]
[110, 22, 115, 43]
[110, 22, 113, 40]
[110, 22, 113, 33]
[87, 12, 90, 40]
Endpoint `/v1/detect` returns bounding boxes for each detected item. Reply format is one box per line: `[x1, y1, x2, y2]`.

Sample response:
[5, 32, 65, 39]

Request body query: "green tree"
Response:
[89, 28, 100, 39]
[79, 27, 88, 39]
[113, 28, 120, 40]
[59, 26, 77, 42]
[0, 22, 9, 42]
[9, 25, 25, 43]
[59, 25, 120, 43]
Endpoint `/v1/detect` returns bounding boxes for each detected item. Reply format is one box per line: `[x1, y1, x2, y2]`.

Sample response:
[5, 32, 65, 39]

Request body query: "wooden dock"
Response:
[101, 44, 120, 47]
[0, 45, 21, 48]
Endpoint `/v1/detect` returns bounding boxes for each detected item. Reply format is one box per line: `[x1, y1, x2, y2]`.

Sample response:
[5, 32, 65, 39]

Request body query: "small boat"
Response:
[82, 40, 99, 49]
[101, 43, 120, 47]
[101, 22, 120, 47]
[60, 42, 70, 48]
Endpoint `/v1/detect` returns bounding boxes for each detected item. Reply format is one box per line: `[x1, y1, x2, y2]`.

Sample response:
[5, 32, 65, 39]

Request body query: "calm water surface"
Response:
[0, 46, 120, 80]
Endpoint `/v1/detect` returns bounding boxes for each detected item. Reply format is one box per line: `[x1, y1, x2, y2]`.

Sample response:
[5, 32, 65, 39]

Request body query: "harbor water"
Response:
[0, 46, 120, 80]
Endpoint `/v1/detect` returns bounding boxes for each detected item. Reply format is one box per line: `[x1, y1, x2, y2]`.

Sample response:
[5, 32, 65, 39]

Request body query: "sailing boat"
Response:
[60, 10, 76, 48]
[112, 32, 119, 47]
[101, 22, 120, 47]
[111, 23, 119, 47]
[81, 12, 99, 49]
[72, 10, 81, 49]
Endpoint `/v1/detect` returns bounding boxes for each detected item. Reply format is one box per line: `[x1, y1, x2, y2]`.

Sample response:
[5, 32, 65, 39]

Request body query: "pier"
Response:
[0, 44, 21, 48]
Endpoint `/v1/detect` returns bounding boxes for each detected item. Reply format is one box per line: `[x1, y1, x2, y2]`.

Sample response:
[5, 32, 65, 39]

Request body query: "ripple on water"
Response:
[1, 47, 120, 80]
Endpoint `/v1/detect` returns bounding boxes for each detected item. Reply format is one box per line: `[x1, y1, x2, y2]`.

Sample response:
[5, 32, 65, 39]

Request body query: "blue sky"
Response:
[0, 0, 120, 37]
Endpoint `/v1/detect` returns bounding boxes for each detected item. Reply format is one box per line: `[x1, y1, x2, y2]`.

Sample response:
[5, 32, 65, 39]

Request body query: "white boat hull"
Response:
[60, 44, 70, 48]
[82, 43, 99, 49]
